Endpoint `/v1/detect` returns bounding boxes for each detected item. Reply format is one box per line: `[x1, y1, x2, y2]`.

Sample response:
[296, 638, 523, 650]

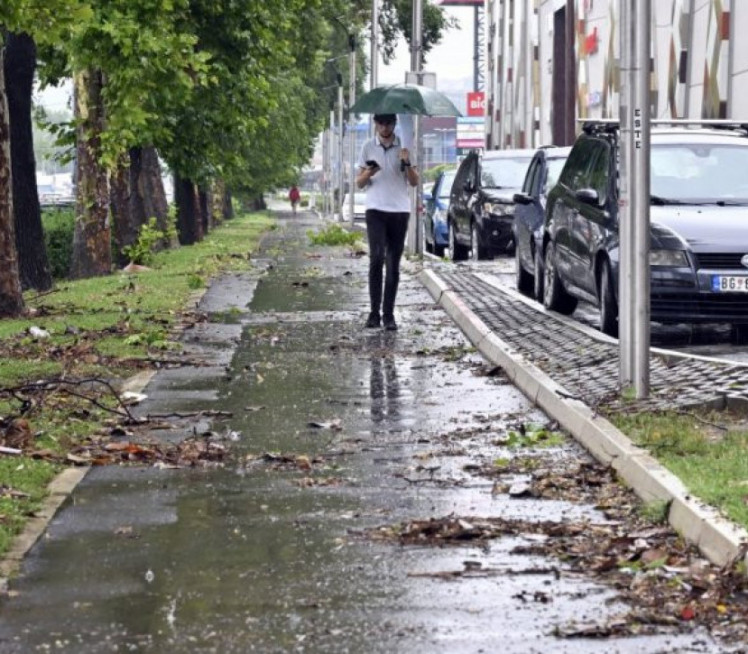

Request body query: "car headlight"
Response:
[649, 249, 688, 266]
[483, 202, 515, 216]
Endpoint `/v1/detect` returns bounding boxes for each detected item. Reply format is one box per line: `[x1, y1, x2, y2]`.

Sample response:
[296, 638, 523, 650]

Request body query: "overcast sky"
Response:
[374, 3, 476, 112]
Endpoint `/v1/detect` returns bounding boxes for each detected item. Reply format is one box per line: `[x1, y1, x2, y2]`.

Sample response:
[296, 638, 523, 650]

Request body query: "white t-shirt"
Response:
[357, 134, 411, 213]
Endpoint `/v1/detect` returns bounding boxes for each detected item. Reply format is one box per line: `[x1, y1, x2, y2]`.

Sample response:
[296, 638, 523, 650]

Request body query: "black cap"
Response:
[373, 114, 396, 124]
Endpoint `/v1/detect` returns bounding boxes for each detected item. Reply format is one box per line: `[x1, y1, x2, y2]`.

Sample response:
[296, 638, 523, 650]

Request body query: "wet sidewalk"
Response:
[0, 210, 738, 653]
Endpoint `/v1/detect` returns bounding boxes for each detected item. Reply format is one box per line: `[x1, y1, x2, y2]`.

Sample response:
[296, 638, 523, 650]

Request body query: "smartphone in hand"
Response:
[366, 160, 380, 170]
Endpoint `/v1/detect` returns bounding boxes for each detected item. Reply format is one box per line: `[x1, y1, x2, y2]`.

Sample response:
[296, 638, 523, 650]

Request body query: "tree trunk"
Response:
[6, 32, 51, 291]
[130, 146, 173, 249]
[251, 195, 266, 211]
[0, 43, 25, 317]
[174, 174, 202, 245]
[110, 153, 134, 267]
[222, 188, 233, 221]
[70, 68, 111, 279]
[199, 186, 210, 235]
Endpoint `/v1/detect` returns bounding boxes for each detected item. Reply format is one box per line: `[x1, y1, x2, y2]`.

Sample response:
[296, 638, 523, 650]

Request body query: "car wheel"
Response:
[471, 222, 490, 260]
[421, 220, 433, 254]
[448, 222, 469, 261]
[598, 260, 618, 337]
[434, 240, 446, 257]
[533, 245, 544, 302]
[543, 241, 578, 315]
[515, 243, 533, 296]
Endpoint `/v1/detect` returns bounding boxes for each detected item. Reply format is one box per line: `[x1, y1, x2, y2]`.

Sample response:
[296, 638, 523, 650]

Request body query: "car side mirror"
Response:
[513, 192, 532, 205]
[575, 188, 600, 206]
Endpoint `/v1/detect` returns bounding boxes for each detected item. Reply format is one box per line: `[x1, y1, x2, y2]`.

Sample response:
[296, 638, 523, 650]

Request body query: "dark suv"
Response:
[448, 148, 535, 260]
[540, 121, 748, 338]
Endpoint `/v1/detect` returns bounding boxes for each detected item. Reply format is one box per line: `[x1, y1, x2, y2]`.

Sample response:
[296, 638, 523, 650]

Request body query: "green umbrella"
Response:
[350, 83, 462, 117]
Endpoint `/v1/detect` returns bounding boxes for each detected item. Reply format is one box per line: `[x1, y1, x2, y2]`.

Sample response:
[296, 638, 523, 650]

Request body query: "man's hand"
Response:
[399, 148, 411, 169]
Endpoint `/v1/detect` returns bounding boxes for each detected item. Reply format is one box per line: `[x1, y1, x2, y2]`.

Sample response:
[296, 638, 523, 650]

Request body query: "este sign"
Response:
[467, 92, 485, 117]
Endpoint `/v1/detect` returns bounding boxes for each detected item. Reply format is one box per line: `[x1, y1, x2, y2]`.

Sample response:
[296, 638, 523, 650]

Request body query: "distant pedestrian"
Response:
[356, 113, 419, 331]
[288, 185, 301, 215]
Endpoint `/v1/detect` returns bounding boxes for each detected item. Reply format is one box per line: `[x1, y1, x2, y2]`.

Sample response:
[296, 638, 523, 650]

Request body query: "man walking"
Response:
[356, 113, 419, 331]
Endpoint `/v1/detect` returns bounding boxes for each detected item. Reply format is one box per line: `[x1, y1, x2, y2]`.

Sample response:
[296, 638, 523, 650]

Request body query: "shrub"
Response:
[307, 223, 362, 246]
[123, 217, 166, 265]
[42, 207, 75, 279]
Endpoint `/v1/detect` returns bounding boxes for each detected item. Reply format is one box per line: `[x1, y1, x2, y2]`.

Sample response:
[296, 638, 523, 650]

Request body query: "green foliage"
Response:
[378, 0, 457, 64]
[307, 223, 362, 246]
[42, 207, 75, 279]
[638, 500, 670, 525]
[503, 424, 565, 449]
[425, 163, 457, 182]
[611, 410, 748, 528]
[0, 457, 59, 554]
[122, 217, 166, 265]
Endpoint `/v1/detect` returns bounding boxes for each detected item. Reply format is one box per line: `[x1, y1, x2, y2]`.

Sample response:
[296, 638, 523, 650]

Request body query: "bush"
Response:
[42, 207, 75, 279]
[307, 223, 362, 246]
[123, 217, 167, 265]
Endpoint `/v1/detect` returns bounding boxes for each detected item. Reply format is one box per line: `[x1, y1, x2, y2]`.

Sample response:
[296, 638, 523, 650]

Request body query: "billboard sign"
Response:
[467, 91, 485, 117]
[456, 116, 485, 149]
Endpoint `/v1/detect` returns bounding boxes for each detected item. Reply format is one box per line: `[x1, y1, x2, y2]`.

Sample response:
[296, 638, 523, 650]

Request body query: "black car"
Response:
[512, 146, 571, 298]
[540, 121, 748, 338]
[447, 148, 535, 260]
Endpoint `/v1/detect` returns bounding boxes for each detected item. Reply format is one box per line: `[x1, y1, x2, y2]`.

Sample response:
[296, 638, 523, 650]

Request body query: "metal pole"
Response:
[619, 0, 650, 397]
[349, 37, 357, 227]
[370, 0, 379, 139]
[337, 80, 344, 221]
[322, 128, 329, 218]
[328, 114, 335, 219]
[408, 0, 423, 254]
[632, 0, 651, 397]
[619, 0, 633, 384]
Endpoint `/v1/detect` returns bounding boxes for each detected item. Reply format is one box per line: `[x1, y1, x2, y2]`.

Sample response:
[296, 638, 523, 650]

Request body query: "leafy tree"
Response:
[0, 0, 91, 315]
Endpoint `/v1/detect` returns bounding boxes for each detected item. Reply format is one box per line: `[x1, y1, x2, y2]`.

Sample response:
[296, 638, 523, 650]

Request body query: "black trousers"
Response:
[365, 209, 409, 317]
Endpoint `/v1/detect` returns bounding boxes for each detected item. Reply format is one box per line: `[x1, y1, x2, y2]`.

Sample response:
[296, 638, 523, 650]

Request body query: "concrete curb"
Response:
[419, 268, 748, 569]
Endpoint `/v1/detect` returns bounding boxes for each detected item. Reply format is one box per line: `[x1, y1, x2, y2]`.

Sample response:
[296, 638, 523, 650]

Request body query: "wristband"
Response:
[403, 161, 411, 167]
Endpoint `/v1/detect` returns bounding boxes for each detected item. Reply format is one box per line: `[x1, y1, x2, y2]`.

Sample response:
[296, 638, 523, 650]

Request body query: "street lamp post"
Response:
[348, 34, 357, 227]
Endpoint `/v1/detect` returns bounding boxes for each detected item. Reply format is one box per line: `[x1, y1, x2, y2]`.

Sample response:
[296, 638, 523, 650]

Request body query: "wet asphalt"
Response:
[0, 209, 728, 653]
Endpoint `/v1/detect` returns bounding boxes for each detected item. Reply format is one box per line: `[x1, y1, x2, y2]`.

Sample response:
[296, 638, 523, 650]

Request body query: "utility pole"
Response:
[408, 0, 423, 254]
[337, 77, 344, 221]
[619, 0, 651, 398]
[348, 34, 357, 227]
[370, 0, 379, 139]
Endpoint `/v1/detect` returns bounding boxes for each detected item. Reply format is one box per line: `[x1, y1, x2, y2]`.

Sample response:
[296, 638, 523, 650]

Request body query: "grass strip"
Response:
[610, 409, 748, 529]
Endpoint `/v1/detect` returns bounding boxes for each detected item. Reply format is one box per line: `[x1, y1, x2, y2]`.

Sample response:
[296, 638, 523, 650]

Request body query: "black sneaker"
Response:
[365, 312, 381, 329]
[383, 315, 398, 331]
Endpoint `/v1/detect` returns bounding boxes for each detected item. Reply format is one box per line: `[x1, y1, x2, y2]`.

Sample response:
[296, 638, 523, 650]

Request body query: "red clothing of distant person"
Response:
[288, 186, 300, 214]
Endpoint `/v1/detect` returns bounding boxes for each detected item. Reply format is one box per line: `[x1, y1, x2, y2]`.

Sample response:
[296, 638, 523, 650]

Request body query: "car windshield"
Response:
[546, 158, 567, 190]
[439, 172, 457, 198]
[650, 143, 748, 202]
[481, 156, 533, 189]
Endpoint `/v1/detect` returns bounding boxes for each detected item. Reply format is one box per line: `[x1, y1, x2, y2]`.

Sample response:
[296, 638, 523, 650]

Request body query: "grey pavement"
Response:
[418, 261, 748, 568]
[0, 205, 743, 652]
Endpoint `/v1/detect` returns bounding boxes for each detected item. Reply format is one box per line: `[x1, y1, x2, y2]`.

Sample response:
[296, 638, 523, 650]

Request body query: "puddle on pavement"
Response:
[0, 217, 728, 653]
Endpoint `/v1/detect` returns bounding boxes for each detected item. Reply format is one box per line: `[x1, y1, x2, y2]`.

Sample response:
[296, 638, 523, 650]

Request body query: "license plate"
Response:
[712, 276, 748, 292]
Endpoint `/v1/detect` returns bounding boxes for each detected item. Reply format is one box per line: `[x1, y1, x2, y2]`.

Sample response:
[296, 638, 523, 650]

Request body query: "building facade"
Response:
[485, 0, 748, 149]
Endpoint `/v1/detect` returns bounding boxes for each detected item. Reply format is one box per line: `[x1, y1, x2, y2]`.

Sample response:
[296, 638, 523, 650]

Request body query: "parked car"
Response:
[512, 146, 572, 298]
[341, 192, 367, 222]
[540, 120, 748, 339]
[423, 167, 457, 256]
[448, 148, 535, 260]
